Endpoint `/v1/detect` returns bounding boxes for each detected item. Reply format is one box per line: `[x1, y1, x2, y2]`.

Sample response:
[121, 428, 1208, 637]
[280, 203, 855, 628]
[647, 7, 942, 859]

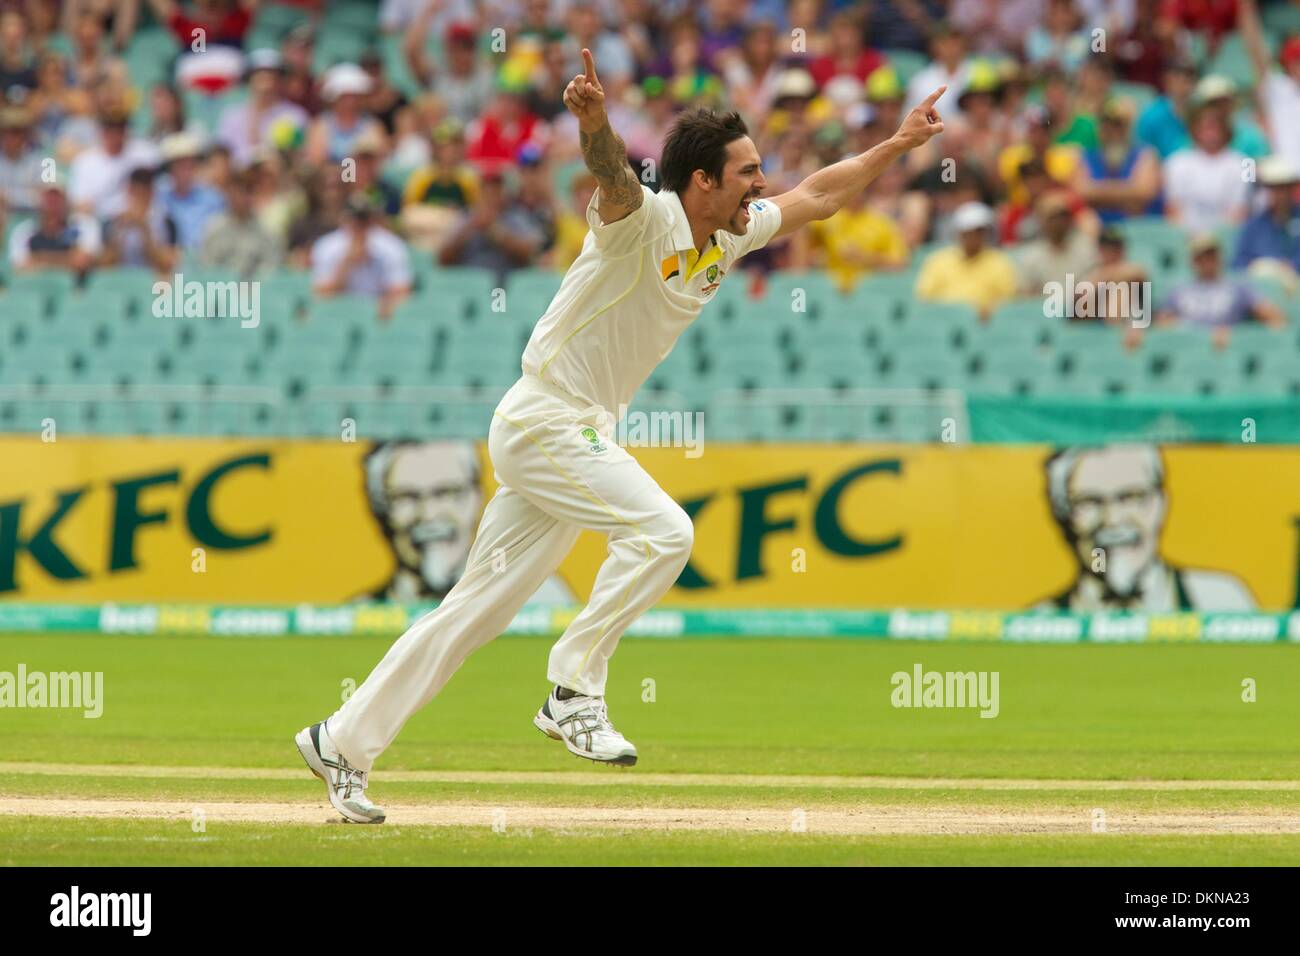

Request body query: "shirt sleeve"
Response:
[724, 197, 783, 262]
[585, 184, 670, 257]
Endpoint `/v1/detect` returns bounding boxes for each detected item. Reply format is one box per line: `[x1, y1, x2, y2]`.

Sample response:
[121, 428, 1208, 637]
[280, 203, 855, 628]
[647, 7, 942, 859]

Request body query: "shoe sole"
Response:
[294, 727, 386, 824]
[532, 710, 638, 766]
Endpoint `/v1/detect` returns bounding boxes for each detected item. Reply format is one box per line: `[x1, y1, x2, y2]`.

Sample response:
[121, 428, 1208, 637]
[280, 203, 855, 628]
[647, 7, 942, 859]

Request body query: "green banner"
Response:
[968, 395, 1300, 444]
[0, 603, 1297, 643]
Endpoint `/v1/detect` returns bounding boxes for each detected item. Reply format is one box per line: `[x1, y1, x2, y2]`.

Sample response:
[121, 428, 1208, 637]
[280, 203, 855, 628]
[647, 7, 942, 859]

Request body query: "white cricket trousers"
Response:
[328, 374, 694, 771]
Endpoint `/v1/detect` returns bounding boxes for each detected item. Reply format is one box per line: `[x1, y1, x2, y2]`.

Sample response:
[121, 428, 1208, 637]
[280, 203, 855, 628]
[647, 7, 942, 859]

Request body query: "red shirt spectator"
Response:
[1160, 0, 1239, 45]
[151, 0, 254, 49]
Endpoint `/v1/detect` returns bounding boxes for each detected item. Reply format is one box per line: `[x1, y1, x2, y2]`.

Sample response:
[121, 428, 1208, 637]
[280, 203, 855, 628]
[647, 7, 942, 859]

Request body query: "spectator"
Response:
[1158, 233, 1285, 334]
[142, 84, 197, 147]
[951, 0, 1045, 54]
[915, 201, 1018, 319]
[216, 49, 310, 168]
[288, 166, 347, 268]
[1190, 74, 1270, 158]
[61, 0, 141, 56]
[0, 107, 44, 216]
[1162, 0, 1239, 52]
[1233, 155, 1300, 278]
[7, 182, 101, 275]
[716, 20, 783, 119]
[808, 9, 885, 94]
[1135, 57, 1199, 158]
[350, 131, 402, 218]
[311, 191, 412, 316]
[67, 106, 160, 222]
[27, 53, 94, 158]
[306, 63, 387, 167]
[936, 61, 1009, 176]
[513, 143, 558, 258]
[1026, 0, 1091, 73]
[564, 0, 636, 97]
[1079, 225, 1152, 324]
[147, 0, 253, 51]
[437, 168, 546, 287]
[873, 0, 948, 53]
[280, 22, 322, 116]
[1240, 0, 1300, 169]
[404, 19, 495, 127]
[68, 10, 126, 91]
[201, 168, 284, 277]
[1163, 105, 1249, 232]
[101, 167, 178, 273]
[156, 132, 225, 252]
[402, 117, 478, 211]
[999, 105, 1082, 208]
[0, 11, 37, 100]
[1112, 0, 1180, 88]
[805, 185, 910, 293]
[1017, 190, 1100, 295]
[548, 171, 597, 271]
[1077, 98, 1163, 224]
[465, 77, 541, 173]
[359, 48, 408, 136]
[906, 22, 971, 118]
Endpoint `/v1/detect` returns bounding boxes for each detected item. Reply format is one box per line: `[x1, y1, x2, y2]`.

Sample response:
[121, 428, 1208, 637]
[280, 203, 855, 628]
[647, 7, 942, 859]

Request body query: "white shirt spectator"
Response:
[68, 138, 160, 221]
[311, 226, 412, 298]
[217, 99, 310, 167]
[8, 213, 102, 267]
[1164, 147, 1250, 233]
[907, 61, 972, 119]
[1262, 73, 1300, 170]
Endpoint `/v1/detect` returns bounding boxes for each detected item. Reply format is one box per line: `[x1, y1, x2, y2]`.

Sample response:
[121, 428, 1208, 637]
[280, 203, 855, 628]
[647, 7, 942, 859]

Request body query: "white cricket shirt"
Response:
[521, 184, 782, 414]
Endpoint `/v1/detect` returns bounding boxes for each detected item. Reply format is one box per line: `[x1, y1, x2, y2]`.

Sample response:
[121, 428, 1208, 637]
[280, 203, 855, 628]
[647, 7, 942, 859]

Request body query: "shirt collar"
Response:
[662, 186, 718, 253]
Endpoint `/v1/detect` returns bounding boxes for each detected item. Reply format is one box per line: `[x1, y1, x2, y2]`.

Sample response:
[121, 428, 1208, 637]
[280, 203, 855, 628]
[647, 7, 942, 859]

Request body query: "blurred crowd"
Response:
[0, 0, 1298, 333]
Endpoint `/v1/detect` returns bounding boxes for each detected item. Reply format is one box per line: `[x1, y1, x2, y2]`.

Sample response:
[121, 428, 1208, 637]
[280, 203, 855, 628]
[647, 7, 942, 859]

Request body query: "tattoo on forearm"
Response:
[580, 122, 643, 211]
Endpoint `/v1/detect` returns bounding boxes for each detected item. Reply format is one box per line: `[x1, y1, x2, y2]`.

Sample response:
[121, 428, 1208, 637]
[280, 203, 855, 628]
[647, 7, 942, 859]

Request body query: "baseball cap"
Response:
[959, 60, 1001, 103]
[952, 201, 995, 233]
[516, 142, 544, 167]
[1258, 155, 1300, 186]
[160, 131, 206, 163]
[431, 118, 464, 144]
[864, 66, 902, 103]
[1193, 74, 1237, 103]
[1281, 36, 1300, 68]
[445, 22, 476, 46]
[245, 48, 284, 75]
[774, 68, 816, 100]
[1188, 232, 1221, 256]
[322, 63, 373, 101]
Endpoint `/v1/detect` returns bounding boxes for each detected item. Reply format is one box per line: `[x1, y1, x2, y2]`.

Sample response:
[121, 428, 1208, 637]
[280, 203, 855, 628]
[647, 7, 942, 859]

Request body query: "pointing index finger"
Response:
[921, 86, 947, 111]
[582, 47, 599, 83]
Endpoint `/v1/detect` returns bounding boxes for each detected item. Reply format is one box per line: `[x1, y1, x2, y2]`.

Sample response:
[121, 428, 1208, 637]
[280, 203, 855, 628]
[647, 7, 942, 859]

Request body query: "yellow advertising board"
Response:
[0, 438, 1296, 610]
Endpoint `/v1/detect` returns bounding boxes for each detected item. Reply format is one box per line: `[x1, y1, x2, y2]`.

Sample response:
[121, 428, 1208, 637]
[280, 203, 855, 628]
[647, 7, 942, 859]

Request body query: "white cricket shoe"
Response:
[295, 720, 386, 824]
[533, 687, 638, 766]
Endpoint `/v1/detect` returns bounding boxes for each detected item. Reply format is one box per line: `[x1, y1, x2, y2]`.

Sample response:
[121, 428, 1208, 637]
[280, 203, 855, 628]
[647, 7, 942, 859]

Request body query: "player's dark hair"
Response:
[660, 107, 749, 193]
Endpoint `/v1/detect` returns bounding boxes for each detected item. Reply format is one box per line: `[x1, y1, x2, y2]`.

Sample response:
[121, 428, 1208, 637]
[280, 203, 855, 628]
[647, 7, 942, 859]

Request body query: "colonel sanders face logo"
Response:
[366, 441, 483, 599]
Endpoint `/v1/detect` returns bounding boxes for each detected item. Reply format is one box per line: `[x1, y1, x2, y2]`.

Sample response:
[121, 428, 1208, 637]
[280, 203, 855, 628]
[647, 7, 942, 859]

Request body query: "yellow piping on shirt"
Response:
[538, 245, 645, 380]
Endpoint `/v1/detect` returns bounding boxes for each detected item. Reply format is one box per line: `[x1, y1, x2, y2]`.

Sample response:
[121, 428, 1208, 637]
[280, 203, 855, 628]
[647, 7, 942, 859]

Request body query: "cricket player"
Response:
[298, 50, 946, 823]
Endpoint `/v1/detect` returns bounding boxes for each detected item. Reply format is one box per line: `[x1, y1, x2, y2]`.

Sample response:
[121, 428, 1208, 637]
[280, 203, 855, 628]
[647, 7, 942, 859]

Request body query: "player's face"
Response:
[1064, 449, 1165, 597]
[716, 136, 766, 236]
[383, 444, 483, 594]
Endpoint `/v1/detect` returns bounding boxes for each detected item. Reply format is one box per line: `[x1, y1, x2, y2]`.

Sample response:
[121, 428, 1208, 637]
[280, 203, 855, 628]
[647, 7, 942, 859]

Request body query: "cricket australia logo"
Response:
[706, 263, 718, 283]
[580, 426, 608, 454]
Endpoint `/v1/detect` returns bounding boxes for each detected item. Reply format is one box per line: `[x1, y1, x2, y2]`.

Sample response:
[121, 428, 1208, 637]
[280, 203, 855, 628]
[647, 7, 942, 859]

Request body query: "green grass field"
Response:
[1, 632, 1298, 865]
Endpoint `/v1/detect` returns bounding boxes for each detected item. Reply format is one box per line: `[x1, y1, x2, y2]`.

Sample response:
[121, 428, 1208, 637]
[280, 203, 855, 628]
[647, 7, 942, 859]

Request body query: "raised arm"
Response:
[565, 48, 642, 224]
[1238, 0, 1272, 85]
[769, 87, 947, 238]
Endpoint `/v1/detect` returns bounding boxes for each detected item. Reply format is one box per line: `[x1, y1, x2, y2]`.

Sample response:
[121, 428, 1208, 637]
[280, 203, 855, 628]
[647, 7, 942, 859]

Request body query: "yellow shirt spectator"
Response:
[915, 245, 1018, 317]
[998, 142, 1080, 207]
[808, 203, 909, 293]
